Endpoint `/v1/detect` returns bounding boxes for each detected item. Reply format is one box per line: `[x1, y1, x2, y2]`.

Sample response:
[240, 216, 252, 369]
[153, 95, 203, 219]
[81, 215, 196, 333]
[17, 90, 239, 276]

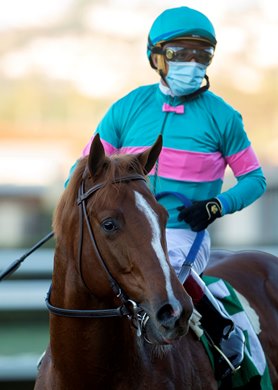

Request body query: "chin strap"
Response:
[186, 74, 210, 100]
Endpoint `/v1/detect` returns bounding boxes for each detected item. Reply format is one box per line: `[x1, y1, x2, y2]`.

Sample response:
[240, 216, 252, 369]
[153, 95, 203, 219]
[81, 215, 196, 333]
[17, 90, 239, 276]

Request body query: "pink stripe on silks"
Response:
[119, 146, 149, 154]
[226, 146, 261, 177]
[157, 147, 226, 182]
[82, 136, 118, 157]
[113, 146, 227, 181]
[100, 139, 118, 155]
[119, 146, 156, 175]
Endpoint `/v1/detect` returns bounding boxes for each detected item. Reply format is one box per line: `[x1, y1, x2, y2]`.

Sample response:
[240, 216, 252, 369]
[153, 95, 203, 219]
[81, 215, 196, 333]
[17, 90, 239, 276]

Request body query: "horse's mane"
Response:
[53, 153, 147, 237]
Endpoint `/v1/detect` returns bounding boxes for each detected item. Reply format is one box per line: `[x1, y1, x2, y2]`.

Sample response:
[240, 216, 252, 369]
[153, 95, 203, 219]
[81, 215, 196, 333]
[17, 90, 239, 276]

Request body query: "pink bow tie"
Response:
[162, 103, 184, 114]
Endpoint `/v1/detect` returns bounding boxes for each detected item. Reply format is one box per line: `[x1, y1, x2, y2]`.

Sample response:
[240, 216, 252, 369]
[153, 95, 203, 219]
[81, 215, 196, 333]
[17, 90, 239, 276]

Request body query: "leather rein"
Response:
[45, 173, 148, 327]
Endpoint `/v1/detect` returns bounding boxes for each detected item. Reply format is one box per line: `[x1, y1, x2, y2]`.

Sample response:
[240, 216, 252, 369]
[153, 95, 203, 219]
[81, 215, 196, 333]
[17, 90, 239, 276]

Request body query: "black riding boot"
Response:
[195, 293, 245, 380]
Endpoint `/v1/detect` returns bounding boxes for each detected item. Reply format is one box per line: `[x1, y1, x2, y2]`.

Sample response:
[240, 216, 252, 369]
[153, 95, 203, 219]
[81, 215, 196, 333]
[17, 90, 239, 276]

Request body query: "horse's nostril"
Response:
[157, 303, 181, 329]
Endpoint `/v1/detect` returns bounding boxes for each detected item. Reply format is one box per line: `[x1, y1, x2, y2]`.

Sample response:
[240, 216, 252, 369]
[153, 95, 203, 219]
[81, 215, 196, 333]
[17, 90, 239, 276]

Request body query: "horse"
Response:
[35, 134, 278, 389]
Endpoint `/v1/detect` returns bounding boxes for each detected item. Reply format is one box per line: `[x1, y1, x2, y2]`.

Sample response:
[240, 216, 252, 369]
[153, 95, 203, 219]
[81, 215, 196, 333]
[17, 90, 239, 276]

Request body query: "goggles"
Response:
[163, 46, 214, 66]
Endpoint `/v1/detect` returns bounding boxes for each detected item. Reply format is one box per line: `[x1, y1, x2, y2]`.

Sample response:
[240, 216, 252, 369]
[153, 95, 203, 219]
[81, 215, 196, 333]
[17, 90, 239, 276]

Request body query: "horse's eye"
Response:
[101, 219, 117, 232]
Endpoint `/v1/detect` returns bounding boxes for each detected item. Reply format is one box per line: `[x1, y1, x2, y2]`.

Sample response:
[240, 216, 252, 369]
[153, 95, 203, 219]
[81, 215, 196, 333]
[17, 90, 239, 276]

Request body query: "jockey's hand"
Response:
[177, 198, 222, 232]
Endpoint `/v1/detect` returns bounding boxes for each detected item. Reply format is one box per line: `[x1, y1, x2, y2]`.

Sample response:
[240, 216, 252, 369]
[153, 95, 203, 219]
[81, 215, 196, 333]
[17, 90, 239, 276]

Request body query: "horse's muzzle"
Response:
[144, 299, 193, 344]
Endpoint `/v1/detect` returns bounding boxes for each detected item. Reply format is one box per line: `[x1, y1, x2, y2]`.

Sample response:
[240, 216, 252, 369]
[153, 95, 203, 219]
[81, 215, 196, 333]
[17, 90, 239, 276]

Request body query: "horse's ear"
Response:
[88, 134, 107, 177]
[137, 135, 162, 174]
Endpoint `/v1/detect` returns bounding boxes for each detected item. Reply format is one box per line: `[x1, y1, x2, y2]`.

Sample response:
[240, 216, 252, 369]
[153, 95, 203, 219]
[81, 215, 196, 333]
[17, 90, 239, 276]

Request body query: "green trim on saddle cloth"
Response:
[201, 275, 273, 390]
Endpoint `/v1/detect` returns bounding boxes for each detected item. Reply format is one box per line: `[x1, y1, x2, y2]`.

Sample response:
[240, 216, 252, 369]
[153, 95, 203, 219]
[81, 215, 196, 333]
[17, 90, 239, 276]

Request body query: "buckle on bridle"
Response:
[124, 299, 151, 340]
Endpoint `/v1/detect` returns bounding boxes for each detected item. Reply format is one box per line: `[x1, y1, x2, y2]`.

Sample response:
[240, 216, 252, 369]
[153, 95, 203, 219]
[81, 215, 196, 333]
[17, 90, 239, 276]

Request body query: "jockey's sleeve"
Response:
[217, 166, 266, 215]
[216, 111, 266, 215]
[81, 102, 121, 158]
[65, 103, 120, 187]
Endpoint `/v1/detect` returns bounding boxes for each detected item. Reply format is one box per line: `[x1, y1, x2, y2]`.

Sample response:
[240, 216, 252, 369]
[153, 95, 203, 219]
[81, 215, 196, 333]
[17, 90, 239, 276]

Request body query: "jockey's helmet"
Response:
[147, 7, 217, 75]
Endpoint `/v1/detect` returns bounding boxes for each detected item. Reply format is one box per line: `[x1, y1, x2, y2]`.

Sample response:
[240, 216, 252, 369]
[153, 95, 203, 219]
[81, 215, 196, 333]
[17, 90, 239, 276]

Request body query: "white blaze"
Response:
[134, 191, 178, 303]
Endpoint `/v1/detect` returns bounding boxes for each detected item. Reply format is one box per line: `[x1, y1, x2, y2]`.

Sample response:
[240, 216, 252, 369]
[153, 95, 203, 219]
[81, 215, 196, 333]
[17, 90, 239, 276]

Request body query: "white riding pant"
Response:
[166, 228, 211, 276]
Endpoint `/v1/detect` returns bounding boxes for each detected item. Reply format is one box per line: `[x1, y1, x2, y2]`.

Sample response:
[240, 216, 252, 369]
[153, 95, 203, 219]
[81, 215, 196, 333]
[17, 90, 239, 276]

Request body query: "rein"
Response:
[46, 174, 147, 321]
[0, 231, 54, 282]
[155, 191, 205, 283]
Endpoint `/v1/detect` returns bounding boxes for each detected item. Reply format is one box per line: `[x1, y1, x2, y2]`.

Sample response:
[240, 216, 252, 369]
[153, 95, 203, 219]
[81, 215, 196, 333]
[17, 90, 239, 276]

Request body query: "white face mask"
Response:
[165, 62, 207, 96]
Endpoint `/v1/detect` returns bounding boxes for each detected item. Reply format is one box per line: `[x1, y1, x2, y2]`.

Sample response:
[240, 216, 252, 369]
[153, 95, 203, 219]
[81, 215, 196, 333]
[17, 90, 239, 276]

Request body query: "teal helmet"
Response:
[147, 7, 217, 70]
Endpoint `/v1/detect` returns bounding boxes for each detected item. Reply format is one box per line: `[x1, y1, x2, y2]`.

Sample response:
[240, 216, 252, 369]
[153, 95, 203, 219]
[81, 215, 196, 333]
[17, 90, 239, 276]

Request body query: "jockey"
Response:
[69, 6, 266, 379]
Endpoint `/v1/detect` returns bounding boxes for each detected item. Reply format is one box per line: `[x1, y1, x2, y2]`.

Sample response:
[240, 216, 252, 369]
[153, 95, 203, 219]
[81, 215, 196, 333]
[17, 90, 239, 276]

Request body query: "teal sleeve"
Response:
[217, 109, 266, 214]
[221, 111, 250, 157]
[217, 167, 266, 215]
[95, 101, 123, 148]
[65, 99, 123, 186]
[65, 97, 125, 186]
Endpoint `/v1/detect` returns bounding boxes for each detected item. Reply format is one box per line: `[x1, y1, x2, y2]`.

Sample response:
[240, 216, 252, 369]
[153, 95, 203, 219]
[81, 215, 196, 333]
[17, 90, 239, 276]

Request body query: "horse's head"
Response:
[53, 134, 193, 345]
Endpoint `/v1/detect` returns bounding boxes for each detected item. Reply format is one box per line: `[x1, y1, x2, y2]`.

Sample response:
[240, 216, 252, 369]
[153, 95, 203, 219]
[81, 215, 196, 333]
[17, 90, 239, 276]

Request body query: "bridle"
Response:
[45, 173, 150, 335]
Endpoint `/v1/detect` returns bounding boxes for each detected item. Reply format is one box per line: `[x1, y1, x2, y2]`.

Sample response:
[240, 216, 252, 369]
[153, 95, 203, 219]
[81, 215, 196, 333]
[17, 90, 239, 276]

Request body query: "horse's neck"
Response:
[50, 309, 143, 386]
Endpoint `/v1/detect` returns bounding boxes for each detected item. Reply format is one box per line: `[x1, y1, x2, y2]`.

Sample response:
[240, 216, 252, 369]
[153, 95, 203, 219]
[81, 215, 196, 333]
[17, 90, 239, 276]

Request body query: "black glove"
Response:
[177, 198, 222, 232]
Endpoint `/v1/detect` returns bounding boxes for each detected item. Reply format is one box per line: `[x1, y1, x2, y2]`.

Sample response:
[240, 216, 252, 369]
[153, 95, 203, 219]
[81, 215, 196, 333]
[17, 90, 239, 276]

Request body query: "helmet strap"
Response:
[155, 53, 168, 83]
[182, 74, 210, 101]
[158, 68, 168, 86]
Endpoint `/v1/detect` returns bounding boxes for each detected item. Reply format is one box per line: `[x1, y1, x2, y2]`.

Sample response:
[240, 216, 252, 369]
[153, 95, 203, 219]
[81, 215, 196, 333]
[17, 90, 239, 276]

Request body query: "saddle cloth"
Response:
[194, 276, 273, 389]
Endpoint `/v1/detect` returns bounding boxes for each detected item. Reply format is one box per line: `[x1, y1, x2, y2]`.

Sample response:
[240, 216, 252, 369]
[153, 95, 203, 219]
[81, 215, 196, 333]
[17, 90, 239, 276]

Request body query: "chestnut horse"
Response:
[35, 135, 278, 389]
